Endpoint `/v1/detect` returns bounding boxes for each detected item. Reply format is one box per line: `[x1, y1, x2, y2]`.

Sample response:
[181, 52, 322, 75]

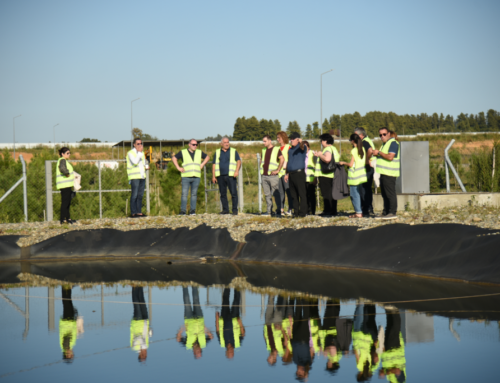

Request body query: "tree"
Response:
[131, 128, 157, 140]
[305, 124, 313, 139]
[487, 109, 499, 131]
[80, 138, 101, 143]
[312, 122, 320, 138]
[322, 118, 331, 134]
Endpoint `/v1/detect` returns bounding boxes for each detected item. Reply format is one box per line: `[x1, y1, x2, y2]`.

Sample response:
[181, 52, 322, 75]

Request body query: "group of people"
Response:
[259, 128, 400, 219]
[56, 128, 399, 222]
[58, 286, 406, 382]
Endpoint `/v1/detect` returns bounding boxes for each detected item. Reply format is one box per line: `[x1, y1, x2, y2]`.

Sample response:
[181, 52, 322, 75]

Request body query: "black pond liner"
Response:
[0, 235, 23, 261]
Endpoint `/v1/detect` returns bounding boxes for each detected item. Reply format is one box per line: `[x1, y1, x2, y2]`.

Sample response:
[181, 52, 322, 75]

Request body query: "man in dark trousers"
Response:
[284, 132, 308, 218]
[292, 298, 315, 380]
[216, 288, 245, 359]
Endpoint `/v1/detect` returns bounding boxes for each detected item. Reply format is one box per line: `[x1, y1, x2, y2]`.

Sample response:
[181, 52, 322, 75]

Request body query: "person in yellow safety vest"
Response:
[354, 127, 376, 216]
[372, 127, 400, 220]
[176, 287, 213, 359]
[60, 286, 77, 361]
[281, 296, 294, 365]
[291, 299, 315, 380]
[212, 137, 242, 215]
[379, 308, 406, 383]
[352, 304, 380, 381]
[313, 133, 340, 216]
[127, 138, 148, 218]
[172, 139, 210, 215]
[56, 147, 76, 224]
[263, 295, 287, 365]
[216, 288, 245, 359]
[303, 141, 317, 216]
[319, 299, 342, 375]
[339, 134, 368, 218]
[276, 131, 293, 216]
[130, 286, 151, 362]
[260, 135, 285, 216]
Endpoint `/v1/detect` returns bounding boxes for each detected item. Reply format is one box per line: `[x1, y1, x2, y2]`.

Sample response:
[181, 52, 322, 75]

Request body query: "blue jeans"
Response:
[130, 178, 146, 215]
[350, 185, 363, 214]
[181, 177, 201, 213]
[217, 175, 238, 213]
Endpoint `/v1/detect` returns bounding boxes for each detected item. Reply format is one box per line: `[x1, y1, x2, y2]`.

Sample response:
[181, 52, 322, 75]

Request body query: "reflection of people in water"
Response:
[319, 299, 342, 374]
[291, 299, 315, 381]
[216, 288, 245, 359]
[130, 286, 151, 362]
[281, 296, 294, 365]
[177, 287, 213, 359]
[379, 308, 406, 383]
[60, 286, 77, 361]
[352, 303, 380, 381]
[263, 295, 285, 365]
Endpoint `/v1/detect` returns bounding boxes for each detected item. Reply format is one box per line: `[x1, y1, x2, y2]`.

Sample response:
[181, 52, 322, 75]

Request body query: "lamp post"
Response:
[320, 69, 333, 135]
[131, 98, 140, 147]
[13, 115, 21, 160]
[53, 123, 59, 154]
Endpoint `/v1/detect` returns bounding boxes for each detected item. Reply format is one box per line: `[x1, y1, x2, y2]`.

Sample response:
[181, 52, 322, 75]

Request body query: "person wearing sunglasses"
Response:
[372, 127, 400, 220]
[127, 138, 148, 217]
[172, 139, 210, 215]
[56, 147, 76, 224]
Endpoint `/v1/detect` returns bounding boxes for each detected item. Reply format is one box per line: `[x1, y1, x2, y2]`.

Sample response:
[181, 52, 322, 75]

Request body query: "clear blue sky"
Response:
[1, 0, 499, 143]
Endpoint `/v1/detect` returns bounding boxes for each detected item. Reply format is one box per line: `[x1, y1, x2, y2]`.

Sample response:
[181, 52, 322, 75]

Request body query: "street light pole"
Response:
[320, 69, 333, 135]
[53, 123, 59, 154]
[131, 98, 140, 148]
[13, 115, 21, 160]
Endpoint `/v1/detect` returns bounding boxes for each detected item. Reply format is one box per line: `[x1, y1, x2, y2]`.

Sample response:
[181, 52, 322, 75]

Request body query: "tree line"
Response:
[230, 109, 500, 140]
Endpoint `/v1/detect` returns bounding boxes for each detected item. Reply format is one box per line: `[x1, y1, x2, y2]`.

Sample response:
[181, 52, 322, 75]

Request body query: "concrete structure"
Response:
[373, 192, 500, 211]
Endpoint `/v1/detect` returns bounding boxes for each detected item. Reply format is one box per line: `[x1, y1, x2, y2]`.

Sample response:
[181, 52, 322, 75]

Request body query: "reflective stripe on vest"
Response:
[127, 150, 146, 180]
[376, 138, 400, 177]
[279, 144, 291, 177]
[306, 151, 316, 182]
[260, 147, 280, 175]
[130, 319, 149, 351]
[181, 149, 202, 178]
[56, 158, 75, 190]
[314, 146, 339, 178]
[185, 317, 207, 350]
[218, 317, 241, 348]
[214, 148, 237, 177]
[263, 324, 285, 356]
[363, 136, 375, 150]
[348, 147, 368, 185]
[59, 319, 77, 351]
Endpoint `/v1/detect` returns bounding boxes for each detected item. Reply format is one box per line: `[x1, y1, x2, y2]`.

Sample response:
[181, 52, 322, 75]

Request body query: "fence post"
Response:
[45, 161, 53, 221]
[238, 161, 244, 213]
[98, 161, 102, 219]
[257, 154, 262, 213]
[20, 155, 28, 221]
[146, 169, 150, 214]
[204, 165, 208, 213]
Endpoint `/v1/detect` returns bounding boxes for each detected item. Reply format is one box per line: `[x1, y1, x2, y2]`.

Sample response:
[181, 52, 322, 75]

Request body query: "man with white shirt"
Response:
[127, 138, 148, 217]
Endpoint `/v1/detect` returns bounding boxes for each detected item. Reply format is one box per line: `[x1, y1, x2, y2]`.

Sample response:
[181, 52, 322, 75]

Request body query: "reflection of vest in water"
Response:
[130, 319, 149, 351]
[319, 327, 342, 363]
[376, 138, 400, 177]
[352, 330, 373, 372]
[185, 317, 207, 350]
[59, 319, 77, 351]
[218, 317, 241, 348]
[314, 146, 340, 178]
[56, 158, 75, 190]
[309, 318, 321, 353]
[264, 324, 285, 356]
[281, 317, 293, 353]
[382, 333, 406, 383]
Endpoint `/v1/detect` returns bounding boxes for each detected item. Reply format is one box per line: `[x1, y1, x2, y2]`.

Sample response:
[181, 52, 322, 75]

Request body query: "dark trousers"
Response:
[60, 187, 72, 222]
[319, 177, 337, 215]
[380, 174, 397, 214]
[132, 287, 149, 320]
[288, 171, 307, 217]
[130, 178, 146, 215]
[62, 287, 75, 320]
[292, 299, 311, 342]
[221, 288, 241, 320]
[217, 175, 238, 213]
[183, 287, 203, 319]
[306, 183, 316, 215]
[322, 299, 340, 348]
[384, 310, 401, 351]
[360, 166, 374, 214]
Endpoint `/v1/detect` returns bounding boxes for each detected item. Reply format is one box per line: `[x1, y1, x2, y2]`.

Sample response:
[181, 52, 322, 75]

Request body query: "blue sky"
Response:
[1, 0, 499, 143]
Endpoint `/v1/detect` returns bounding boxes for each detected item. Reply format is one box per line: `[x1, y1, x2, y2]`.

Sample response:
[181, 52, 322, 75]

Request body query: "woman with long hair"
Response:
[56, 147, 76, 224]
[339, 134, 368, 218]
[276, 131, 293, 215]
[313, 133, 340, 216]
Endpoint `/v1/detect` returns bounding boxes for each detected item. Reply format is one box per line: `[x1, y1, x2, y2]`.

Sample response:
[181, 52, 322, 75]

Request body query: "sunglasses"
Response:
[190, 143, 198, 146]
[135, 142, 143, 145]
[379, 133, 388, 137]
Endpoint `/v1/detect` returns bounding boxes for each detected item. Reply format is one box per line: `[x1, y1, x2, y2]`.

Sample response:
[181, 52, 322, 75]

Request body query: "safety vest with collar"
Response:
[180, 149, 202, 178]
[352, 330, 374, 372]
[264, 324, 285, 356]
[281, 317, 293, 353]
[306, 151, 316, 182]
[260, 147, 281, 175]
[218, 317, 241, 348]
[126, 149, 146, 180]
[214, 148, 237, 177]
[59, 319, 77, 351]
[314, 146, 340, 178]
[185, 317, 207, 350]
[309, 318, 321, 353]
[56, 158, 75, 190]
[376, 138, 400, 177]
[130, 319, 149, 352]
[362, 136, 375, 150]
[278, 144, 291, 177]
[381, 334, 406, 383]
[347, 147, 368, 186]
